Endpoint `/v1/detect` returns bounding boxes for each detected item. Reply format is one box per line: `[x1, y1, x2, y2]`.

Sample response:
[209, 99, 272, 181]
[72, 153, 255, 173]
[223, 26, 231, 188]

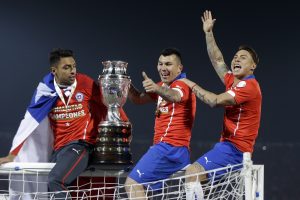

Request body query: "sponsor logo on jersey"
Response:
[75, 92, 84, 102]
[159, 107, 169, 114]
[52, 104, 83, 113]
[49, 110, 86, 120]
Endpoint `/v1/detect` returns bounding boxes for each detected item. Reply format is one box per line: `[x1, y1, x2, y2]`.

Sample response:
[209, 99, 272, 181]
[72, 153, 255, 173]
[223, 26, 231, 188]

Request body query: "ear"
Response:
[179, 64, 183, 71]
[251, 64, 257, 71]
[51, 66, 56, 75]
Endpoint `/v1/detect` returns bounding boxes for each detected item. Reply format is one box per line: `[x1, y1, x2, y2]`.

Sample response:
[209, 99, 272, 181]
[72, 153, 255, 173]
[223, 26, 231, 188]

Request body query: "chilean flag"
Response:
[10, 73, 58, 162]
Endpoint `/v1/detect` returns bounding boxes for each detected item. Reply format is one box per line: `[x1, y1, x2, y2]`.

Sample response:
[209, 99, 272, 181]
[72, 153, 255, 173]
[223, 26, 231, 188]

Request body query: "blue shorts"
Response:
[128, 142, 190, 189]
[196, 142, 243, 179]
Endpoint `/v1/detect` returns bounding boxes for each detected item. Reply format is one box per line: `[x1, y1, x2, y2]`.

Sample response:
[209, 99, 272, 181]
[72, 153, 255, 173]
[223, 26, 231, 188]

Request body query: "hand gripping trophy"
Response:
[92, 60, 132, 165]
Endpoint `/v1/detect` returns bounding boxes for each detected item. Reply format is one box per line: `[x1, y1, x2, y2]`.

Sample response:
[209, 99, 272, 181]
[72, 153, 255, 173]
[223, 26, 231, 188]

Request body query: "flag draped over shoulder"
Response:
[10, 73, 58, 162]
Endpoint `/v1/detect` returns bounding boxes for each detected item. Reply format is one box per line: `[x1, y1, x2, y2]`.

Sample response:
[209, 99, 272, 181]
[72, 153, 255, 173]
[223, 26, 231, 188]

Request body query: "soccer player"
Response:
[124, 48, 196, 199]
[182, 10, 262, 199]
[0, 49, 127, 198]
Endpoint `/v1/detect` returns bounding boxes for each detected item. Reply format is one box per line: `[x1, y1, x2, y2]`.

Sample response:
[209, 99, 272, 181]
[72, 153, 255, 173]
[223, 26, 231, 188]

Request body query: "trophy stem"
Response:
[107, 106, 121, 122]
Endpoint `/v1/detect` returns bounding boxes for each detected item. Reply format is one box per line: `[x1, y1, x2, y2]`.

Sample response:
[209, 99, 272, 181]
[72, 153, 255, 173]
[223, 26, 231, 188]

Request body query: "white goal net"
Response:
[0, 153, 263, 200]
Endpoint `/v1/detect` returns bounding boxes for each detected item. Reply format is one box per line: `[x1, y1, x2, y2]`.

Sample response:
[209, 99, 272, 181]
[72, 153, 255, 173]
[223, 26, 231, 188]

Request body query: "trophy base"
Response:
[91, 153, 132, 165]
[92, 121, 133, 165]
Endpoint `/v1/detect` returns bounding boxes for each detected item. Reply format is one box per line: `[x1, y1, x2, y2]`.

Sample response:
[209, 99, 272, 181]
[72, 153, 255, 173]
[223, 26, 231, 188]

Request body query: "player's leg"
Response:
[48, 142, 91, 199]
[185, 144, 222, 200]
[125, 177, 147, 200]
[125, 142, 190, 199]
[185, 162, 205, 200]
[185, 142, 243, 200]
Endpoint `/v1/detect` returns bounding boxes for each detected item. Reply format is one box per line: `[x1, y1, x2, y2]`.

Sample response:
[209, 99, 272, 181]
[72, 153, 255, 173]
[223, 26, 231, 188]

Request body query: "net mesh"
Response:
[0, 162, 263, 200]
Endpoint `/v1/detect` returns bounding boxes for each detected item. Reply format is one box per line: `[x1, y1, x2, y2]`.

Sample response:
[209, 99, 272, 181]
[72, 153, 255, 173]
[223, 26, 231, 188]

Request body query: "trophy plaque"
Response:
[92, 60, 132, 165]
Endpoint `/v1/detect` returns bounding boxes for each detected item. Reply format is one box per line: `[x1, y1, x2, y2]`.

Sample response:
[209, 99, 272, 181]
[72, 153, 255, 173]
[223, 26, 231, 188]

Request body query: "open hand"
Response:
[202, 10, 216, 33]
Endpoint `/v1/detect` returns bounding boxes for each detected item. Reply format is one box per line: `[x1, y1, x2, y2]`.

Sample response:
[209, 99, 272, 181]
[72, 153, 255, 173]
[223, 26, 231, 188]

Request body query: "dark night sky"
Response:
[0, 1, 299, 199]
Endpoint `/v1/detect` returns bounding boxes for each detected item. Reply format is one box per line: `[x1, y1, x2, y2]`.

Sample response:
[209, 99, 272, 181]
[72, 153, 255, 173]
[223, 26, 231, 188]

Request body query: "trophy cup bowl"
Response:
[92, 61, 133, 166]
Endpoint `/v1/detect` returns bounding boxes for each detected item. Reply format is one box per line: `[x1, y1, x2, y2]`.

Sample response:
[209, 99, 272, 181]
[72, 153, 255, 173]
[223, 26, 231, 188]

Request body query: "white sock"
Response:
[185, 182, 196, 200]
[194, 181, 204, 200]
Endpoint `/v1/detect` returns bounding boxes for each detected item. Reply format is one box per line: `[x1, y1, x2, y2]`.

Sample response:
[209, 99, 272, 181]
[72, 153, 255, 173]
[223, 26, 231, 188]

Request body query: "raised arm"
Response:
[180, 78, 236, 108]
[142, 72, 181, 103]
[202, 10, 229, 84]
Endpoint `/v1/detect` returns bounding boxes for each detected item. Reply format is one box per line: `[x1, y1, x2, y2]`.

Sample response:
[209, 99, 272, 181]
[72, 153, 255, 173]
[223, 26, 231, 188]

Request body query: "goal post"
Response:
[0, 153, 264, 200]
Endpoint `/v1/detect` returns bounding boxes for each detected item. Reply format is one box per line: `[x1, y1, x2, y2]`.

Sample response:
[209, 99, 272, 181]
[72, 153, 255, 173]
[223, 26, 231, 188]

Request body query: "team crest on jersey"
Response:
[237, 81, 246, 88]
[75, 92, 84, 102]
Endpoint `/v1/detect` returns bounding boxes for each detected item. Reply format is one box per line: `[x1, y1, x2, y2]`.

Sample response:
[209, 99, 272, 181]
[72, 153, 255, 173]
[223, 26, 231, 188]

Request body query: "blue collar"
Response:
[174, 72, 186, 81]
[243, 74, 255, 80]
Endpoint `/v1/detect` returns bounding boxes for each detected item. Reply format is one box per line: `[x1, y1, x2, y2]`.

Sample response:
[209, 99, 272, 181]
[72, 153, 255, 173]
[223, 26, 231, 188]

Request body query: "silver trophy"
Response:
[92, 60, 132, 165]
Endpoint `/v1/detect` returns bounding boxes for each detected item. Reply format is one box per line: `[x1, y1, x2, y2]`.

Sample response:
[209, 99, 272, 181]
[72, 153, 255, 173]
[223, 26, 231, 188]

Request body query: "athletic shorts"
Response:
[128, 142, 190, 189]
[196, 141, 243, 179]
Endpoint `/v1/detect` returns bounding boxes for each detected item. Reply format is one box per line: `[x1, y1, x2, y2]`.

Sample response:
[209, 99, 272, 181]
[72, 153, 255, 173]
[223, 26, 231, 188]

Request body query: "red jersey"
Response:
[221, 72, 262, 153]
[150, 80, 196, 147]
[49, 73, 107, 150]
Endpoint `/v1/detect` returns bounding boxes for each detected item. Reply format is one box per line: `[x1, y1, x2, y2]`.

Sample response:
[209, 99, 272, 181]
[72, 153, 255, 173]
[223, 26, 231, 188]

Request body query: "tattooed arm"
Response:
[180, 78, 236, 107]
[142, 72, 181, 103]
[155, 85, 182, 103]
[128, 83, 154, 104]
[202, 10, 229, 84]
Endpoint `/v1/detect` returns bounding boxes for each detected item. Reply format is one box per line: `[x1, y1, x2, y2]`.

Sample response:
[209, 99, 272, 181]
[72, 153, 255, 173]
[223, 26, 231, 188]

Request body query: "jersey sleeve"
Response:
[228, 81, 257, 104]
[171, 80, 190, 102]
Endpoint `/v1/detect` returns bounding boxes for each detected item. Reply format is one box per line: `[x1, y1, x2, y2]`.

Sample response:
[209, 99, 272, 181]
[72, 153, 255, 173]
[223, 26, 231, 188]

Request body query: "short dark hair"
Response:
[238, 45, 259, 65]
[49, 48, 74, 66]
[160, 48, 182, 63]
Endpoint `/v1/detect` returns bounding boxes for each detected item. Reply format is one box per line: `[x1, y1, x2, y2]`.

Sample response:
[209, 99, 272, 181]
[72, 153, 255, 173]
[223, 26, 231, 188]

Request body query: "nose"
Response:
[70, 66, 76, 73]
[233, 58, 240, 64]
[160, 64, 167, 70]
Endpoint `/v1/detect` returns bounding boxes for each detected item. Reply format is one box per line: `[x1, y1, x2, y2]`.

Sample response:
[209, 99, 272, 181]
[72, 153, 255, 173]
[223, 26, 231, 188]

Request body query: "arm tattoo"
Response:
[205, 32, 228, 80]
[157, 86, 181, 102]
[192, 85, 217, 107]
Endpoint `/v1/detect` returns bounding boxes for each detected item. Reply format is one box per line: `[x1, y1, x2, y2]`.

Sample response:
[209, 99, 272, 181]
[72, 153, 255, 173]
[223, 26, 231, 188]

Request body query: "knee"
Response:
[48, 170, 67, 187]
[125, 177, 137, 188]
[186, 163, 203, 175]
[48, 172, 58, 183]
[185, 163, 205, 182]
[48, 175, 59, 191]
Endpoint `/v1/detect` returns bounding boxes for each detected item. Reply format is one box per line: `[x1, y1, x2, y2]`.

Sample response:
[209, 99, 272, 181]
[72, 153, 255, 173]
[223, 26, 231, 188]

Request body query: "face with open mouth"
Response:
[231, 50, 256, 79]
[51, 57, 77, 86]
[157, 54, 182, 85]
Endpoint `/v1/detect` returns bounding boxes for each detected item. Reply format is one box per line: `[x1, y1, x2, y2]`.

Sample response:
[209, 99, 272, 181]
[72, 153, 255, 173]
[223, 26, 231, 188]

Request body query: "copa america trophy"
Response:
[92, 60, 132, 165]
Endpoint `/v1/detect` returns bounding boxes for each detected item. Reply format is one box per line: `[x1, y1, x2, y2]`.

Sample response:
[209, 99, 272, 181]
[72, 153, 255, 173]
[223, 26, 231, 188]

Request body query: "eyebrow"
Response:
[158, 61, 173, 64]
[63, 64, 76, 67]
[234, 54, 249, 58]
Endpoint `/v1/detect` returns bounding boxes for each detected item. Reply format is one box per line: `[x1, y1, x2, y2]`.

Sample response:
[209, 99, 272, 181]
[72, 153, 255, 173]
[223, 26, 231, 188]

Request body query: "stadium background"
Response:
[0, 1, 298, 199]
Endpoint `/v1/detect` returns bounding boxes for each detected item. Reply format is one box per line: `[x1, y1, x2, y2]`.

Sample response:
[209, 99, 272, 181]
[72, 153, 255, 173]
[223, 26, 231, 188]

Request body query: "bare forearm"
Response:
[156, 86, 181, 103]
[192, 84, 218, 107]
[205, 32, 228, 77]
[206, 32, 224, 64]
[128, 85, 150, 104]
